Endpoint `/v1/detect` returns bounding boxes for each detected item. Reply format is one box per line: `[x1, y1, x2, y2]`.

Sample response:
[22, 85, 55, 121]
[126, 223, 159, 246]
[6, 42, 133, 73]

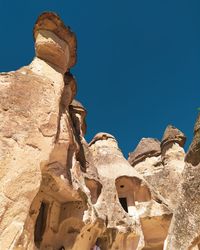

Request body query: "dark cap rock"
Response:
[33, 12, 77, 68]
[63, 72, 77, 106]
[69, 99, 87, 136]
[185, 113, 200, 165]
[64, 72, 77, 96]
[161, 125, 186, 149]
[128, 138, 161, 167]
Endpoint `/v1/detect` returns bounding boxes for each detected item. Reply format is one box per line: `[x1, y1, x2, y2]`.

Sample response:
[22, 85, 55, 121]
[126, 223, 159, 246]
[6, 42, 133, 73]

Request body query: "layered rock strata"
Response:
[0, 11, 200, 250]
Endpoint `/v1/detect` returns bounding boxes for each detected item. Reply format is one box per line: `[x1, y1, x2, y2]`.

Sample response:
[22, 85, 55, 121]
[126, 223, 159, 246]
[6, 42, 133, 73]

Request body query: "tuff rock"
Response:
[0, 11, 200, 250]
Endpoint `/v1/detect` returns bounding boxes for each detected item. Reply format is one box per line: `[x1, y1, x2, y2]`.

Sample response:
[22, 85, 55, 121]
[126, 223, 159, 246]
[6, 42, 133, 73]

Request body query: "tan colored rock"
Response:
[69, 99, 87, 137]
[2, 10, 200, 250]
[164, 113, 200, 250]
[0, 12, 77, 249]
[34, 12, 77, 70]
[129, 126, 186, 210]
[161, 125, 186, 149]
[87, 133, 171, 250]
[128, 138, 161, 167]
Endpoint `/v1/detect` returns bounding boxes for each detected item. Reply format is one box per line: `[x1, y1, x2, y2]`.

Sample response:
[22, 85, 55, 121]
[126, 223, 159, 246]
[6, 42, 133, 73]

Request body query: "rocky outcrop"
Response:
[128, 125, 186, 210]
[88, 133, 171, 250]
[0, 12, 77, 249]
[0, 11, 200, 250]
[161, 125, 186, 149]
[128, 138, 161, 167]
[164, 114, 200, 250]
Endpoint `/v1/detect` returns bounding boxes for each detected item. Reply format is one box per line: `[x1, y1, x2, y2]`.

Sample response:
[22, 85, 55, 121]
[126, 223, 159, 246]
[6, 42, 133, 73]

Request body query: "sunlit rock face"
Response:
[0, 12, 77, 250]
[128, 126, 186, 210]
[88, 133, 171, 250]
[164, 114, 200, 250]
[34, 12, 77, 71]
[0, 11, 200, 250]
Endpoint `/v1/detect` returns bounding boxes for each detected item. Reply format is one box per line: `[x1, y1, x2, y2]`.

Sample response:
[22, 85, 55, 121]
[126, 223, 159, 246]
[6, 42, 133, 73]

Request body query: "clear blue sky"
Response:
[0, 1, 199, 156]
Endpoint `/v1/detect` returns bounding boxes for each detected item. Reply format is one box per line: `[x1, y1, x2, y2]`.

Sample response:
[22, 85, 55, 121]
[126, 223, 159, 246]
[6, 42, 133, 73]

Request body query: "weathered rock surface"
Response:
[164, 114, 200, 250]
[88, 133, 171, 250]
[128, 138, 161, 167]
[0, 11, 200, 250]
[0, 12, 78, 249]
[128, 125, 186, 210]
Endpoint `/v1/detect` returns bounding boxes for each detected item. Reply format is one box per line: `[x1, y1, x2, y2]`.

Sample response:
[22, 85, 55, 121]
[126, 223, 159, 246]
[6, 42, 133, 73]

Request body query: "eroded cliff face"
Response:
[0, 11, 200, 250]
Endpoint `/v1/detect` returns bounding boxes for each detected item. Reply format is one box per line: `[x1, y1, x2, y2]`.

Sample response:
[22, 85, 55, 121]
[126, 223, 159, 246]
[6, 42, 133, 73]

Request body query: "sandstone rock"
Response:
[0, 12, 77, 249]
[69, 99, 87, 137]
[88, 133, 171, 250]
[185, 113, 200, 166]
[128, 127, 186, 210]
[1, 10, 199, 250]
[128, 138, 161, 167]
[161, 125, 186, 150]
[164, 113, 200, 250]
[34, 12, 77, 70]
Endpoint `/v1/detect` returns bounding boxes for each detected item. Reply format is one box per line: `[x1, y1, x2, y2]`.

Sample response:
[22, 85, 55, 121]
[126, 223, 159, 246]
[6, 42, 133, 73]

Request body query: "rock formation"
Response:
[164, 114, 200, 250]
[128, 126, 186, 210]
[0, 11, 200, 250]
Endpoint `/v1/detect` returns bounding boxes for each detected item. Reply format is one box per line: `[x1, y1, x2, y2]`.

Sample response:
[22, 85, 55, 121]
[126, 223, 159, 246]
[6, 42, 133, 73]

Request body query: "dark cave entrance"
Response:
[119, 197, 128, 212]
[34, 201, 49, 247]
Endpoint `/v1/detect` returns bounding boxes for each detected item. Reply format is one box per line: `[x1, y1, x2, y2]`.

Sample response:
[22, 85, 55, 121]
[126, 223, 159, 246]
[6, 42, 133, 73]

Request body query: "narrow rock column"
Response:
[0, 12, 77, 249]
[160, 125, 186, 208]
[164, 113, 200, 250]
[88, 133, 147, 250]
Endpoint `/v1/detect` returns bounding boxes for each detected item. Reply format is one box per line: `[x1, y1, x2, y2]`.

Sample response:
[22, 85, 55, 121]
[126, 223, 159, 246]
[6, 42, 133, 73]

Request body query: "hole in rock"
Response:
[92, 238, 101, 250]
[119, 197, 128, 212]
[115, 176, 151, 216]
[34, 201, 49, 247]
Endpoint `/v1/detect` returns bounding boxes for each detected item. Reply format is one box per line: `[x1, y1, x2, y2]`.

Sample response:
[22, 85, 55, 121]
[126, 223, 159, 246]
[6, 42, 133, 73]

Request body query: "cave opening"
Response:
[119, 197, 128, 212]
[34, 201, 49, 247]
